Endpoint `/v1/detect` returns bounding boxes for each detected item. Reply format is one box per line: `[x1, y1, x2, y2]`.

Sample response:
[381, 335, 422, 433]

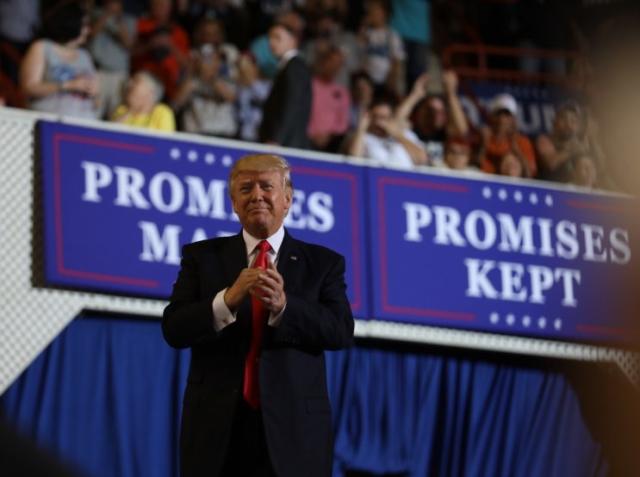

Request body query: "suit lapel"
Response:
[278, 231, 303, 292]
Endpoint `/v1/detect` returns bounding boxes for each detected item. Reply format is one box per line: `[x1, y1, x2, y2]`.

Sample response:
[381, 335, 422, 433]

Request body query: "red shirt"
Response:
[133, 18, 189, 100]
[482, 133, 537, 177]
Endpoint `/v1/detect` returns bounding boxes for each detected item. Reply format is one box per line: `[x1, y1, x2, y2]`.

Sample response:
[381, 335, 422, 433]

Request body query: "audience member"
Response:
[570, 153, 598, 189]
[307, 45, 351, 152]
[346, 94, 427, 168]
[498, 151, 526, 178]
[20, 2, 99, 120]
[0, 0, 39, 84]
[396, 70, 469, 167]
[250, 10, 305, 80]
[303, 0, 348, 25]
[173, 44, 237, 137]
[357, 0, 406, 97]
[191, 17, 239, 82]
[349, 70, 375, 129]
[89, 0, 137, 118]
[236, 52, 271, 142]
[258, 20, 312, 148]
[480, 93, 537, 177]
[111, 70, 175, 130]
[132, 0, 190, 101]
[535, 101, 587, 183]
[444, 137, 476, 171]
[390, 0, 431, 86]
[303, 11, 359, 87]
[176, 0, 249, 49]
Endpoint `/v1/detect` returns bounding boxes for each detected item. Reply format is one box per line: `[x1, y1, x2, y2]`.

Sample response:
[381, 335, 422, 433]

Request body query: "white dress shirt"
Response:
[212, 226, 286, 332]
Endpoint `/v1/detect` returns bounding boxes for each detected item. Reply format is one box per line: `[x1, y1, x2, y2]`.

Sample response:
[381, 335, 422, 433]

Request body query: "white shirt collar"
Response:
[243, 225, 285, 261]
[278, 49, 298, 69]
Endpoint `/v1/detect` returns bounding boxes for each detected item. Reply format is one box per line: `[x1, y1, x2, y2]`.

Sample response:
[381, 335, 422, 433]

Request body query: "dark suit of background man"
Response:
[163, 154, 354, 477]
[258, 22, 312, 149]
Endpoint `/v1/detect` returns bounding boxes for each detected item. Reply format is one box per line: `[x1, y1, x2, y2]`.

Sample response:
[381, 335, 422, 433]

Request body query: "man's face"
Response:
[445, 143, 470, 169]
[554, 110, 580, 140]
[231, 170, 292, 238]
[268, 25, 296, 58]
[369, 103, 392, 137]
[426, 97, 447, 129]
[492, 110, 516, 135]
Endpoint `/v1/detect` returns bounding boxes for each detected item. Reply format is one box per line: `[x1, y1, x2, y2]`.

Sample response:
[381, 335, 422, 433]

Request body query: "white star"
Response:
[538, 316, 547, 329]
[545, 195, 554, 207]
[205, 153, 216, 164]
[482, 187, 492, 199]
[506, 314, 515, 326]
[529, 193, 538, 205]
[187, 150, 198, 162]
[522, 315, 531, 327]
[170, 148, 181, 160]
[498, 189, 508, 200]
[514, 191, 523, 202]
[222, 155, 233, 167]
[489, 312, 499, 324]
[554, 319, 562, 330]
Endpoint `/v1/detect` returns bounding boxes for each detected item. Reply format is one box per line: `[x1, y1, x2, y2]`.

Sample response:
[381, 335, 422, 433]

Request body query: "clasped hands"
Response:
[224, 261, 286, 315]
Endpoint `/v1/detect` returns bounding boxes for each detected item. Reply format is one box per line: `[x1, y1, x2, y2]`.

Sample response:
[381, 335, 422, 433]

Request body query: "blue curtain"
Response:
[1, 315, 613, 477]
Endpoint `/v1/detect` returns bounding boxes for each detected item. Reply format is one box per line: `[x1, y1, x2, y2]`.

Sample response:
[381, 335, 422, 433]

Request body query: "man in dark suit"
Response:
[258, 21, 312, 149]
[162, 154, 354, 477]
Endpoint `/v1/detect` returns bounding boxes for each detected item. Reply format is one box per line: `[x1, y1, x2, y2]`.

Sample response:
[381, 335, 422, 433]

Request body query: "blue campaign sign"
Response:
[38, 120, 368, 318]
[368, 167, 639, 346]
[461, 80, 570, 136]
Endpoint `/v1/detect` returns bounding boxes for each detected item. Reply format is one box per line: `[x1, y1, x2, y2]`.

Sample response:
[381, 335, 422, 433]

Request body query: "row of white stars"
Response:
[482, 186, 553, 207]
[169, 147, 234, 167]
[489, 312, 562, 330]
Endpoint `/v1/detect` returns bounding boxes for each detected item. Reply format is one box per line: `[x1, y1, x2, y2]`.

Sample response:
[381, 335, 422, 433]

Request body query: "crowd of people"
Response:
[0, 0, 617, 190]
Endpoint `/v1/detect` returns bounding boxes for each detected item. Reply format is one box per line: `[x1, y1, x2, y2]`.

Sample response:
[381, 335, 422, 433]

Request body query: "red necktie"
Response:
[243, 240, 271, 409]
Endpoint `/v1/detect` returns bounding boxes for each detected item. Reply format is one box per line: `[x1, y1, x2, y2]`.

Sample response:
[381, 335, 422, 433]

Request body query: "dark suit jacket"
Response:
[258, 55, 312, 149]
[162, 230, 354, 477]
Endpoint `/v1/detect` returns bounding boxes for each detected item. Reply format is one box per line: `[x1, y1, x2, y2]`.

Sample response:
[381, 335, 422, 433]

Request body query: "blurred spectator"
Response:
[20, 2, 99, 119]
[111, 70, 175, 130]
[480, 93, 537, 177]
[307, 45, 351, 152]
[346, 94, 427, 168]
[191, 17, 239, 82]
[303, 11, 359, 87]
[535, 101, 587, 183]
[349, 70, 375, 129]
[303, 0, 348, 24]
[173, 44, 237, 137]
[89, 0, 137, 118]
[250, 10, 304, 79]
[132, 0, 190, 101]
[0, 0, 39, 84]
[176, 0, 249, 49]
[444, 137, 475, 171]
[357, 0, 406, 96]
[390, 0, 431, 86]
[570, 153, 598, 189]
[258, 20, 312, 148]
[236, 52, 271, 142]
[498, 151, 525, 178]
[395, 70, 469, 167]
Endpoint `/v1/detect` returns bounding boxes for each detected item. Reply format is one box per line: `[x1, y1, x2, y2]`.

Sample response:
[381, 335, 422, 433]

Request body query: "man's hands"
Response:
[224, 261, 286, 315]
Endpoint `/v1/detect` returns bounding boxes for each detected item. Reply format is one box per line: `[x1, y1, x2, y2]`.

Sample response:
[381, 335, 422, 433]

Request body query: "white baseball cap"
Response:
[490, 93, 518, 115]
